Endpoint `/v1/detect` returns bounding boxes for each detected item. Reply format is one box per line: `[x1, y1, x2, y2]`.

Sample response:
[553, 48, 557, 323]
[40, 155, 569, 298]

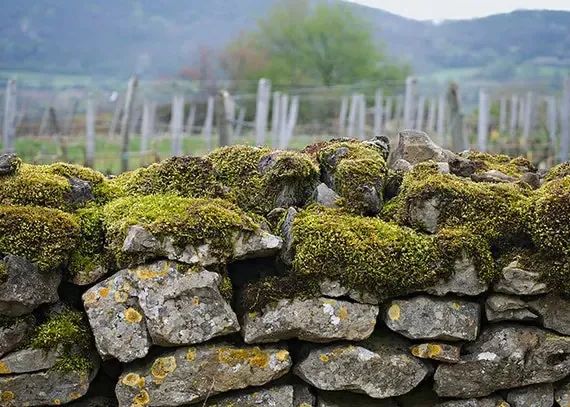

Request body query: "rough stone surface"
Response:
[528, 294, 570, 336]
[493, 260, 549, 296]
[115, 344, 291, 406]
[312, 183, 340, 208]
[434, 325, 570, 398]
[207, 385, 294, 407]
[242, 297, 379, 344]
[384, 296, 480, 341]
[0, 368, 97, 406]
[485, 294, 538, 322]
[293, 382, 316, 407]
[506, 383, 553, 407]
[280, 207, 298, 266]
[0, 346, 60, 374]
[318, 279, 378, 305]
[122, 225, 282, 267]
[391, 159, 412, 173]
[392, 130, 452, 165]
[471, 170, 517, 183]
[426, 255, 488, 296]
[83, 261, 239, 363]
[410, 343, 461, 363]
[436, 396, 510, 407]
[317, 390, 398, 406]
[0, 255, 60, 317]
[295, 333, 429, 399]
[555, 380, 570, 407]
[0, 315, 34, 358]
[408, 196, 441, 234]
[0, 154, 19, 176]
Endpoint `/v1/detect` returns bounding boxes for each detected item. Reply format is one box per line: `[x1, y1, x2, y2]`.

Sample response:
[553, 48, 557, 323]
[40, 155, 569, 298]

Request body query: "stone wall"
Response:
[0, 131, 570, 406]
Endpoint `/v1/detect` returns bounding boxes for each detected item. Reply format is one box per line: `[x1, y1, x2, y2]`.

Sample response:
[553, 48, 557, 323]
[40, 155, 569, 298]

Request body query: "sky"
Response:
[349, 0, 570, 21]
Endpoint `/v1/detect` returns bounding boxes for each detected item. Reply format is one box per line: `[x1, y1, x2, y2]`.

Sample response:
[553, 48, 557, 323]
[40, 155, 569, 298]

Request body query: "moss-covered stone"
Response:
[527, 176, 570, 256]
[102, 194, 259, 265]
[386, 163, 531, 248]
[544, 162, 570, 182]
[461, 151, 535, 177]
[0, 262, 6, 284]
[0, 205, 79, 271]
[207, 146, 319, 214]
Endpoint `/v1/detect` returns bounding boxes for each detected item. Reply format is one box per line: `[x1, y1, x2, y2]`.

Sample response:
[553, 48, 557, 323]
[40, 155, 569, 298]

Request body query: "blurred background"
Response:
[1, 0, 570, 173]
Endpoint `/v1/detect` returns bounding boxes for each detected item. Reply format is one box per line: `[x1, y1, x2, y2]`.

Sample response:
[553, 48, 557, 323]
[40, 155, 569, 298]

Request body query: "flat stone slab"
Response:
[528, 294, 570, 336]
[384, 296, 480, 341]
[485, 294, 538, 322]
[317, 390, 398, 406]
[507, 383, 553, 407]
[0, 347, 60, 375]
[83, 260, 239, 363]
[493, 260, 549, 296]
[242, 297, 378, 344]
[0, 315, 34, 358]
[207, 385, 294, 407]
[116, 344, 291, 407]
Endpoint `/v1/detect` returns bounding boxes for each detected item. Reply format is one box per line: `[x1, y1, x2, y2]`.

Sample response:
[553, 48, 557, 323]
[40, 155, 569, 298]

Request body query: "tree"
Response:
[221, 0, 409, 87]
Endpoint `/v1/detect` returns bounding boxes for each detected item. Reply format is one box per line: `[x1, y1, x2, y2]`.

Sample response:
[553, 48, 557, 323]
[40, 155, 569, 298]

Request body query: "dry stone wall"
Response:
[0, 132, 570, 406]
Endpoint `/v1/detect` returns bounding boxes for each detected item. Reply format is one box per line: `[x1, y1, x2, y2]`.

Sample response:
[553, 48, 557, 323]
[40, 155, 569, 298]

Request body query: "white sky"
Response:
[348, 0, 570, 21]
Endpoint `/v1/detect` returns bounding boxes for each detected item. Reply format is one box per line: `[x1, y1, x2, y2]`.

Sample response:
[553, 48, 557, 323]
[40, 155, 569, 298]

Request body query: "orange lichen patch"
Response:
[124, 308, 143, 324]
[186, 348, 197, 362]
[122, 373, 146, 389]
[217, 347, 269, 369]
[275, 350, 289, 362]
[98, 287, 110, 298]
[192, 296, 200, 306]
[52, 399, 61, 405]
[0, 362, 11, 374]
[134, 263, 169, 281]
[68, 391, 82, 400]
[451, 302, 461, 310]
[0, 391, 15, 402]
[319, 354, 330, 363]
[114, 291, 129, 303]
[132, 389, 150, 406]
[338, 306, 349, 321]
[388, 304, 401, 321]
[150, 356, 177, 384]
[411, 343, 442, 359]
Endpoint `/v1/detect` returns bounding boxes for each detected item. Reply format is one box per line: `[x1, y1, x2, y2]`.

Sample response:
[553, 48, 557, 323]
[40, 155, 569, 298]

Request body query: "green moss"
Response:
[52, 354, 93, 373]
[103, 194, 259, 265]
[219, 274, 234, 303]
[240, 274, 321, 312]
[111, 156, 225, 199]
[207, 146, 319, 214]
[527, 176, 570, 256]
[462, 151, 535, 177]
[0, 261, 7, 284]
[544, 162, 570, 182]
[0, 205, 79, 271]
[316, 141, 387, 214]
[291, 206, 446, 298]
[388, 163, 531, 248]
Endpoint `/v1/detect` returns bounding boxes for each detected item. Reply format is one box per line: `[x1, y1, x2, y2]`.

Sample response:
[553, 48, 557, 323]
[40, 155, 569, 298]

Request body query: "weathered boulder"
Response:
[242, 297, 378, 344]
[0, 315, 34, 358]
[317, 390, 398, 406]
[294, 333, 429, 399]
[410, 343, 461, 363]
[436, 396, 510, 407]
[485, 294, 538, 322]
[83, 261, 239, 363]
[0, 346, 60, 374]
[528, 294, 570, 336]
[384, 296, 480, 341]
[392, 130, 453, 165]
[471, 170, 517, 183]
[312, 183, 340, 208]
[207, 385, 294, 407]
[0, 255, 60, 317]
[434, 325, 570, 398]
[426, 255, 489, 296]
[318, 279, 378, 305]
[493, 260, 549, 296]
[115, 344, 291, 406]
[0, 154, 20, 176]
[506, 383, 553, 407]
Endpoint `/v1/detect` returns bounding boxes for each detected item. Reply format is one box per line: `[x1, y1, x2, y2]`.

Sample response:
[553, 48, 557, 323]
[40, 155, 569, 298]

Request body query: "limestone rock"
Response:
[0, 368, 97, 406]
[0, 255, 60, 317]
[391, 159, 412, 173]
[436, 396, 510, 407]
[242, 297, 378, 344]
[70, 264, 109, 287]
[528, 294, 570, 336]
[83, 261, 239, 363]
[408, 196, 441, 233]
[471, 170, 517, 183]
[493, 260, 549, 296]
[0, 347, 59, 374]
[434, 324, 570, 398]
[317, 390, 398, 406]
[506, 383, 553, 407]
[392, 130, 452, 165]
[293, 382, 316, 407]
[312, 183, 340, 208]
[318, 279, 378, 305]
[295, 333, 429, 399]
[555, 380, 570, 407]
[207, 385, 294, 407]
[426, 255, 488, 296]
[0, 154, 19, 176]
[0, 315, 34, 358]
[384, 296, 480, 341]
[280, 207, 298, 266]
[485, 294, 538, 322]
[410, 343, 461, 363]
[122, 224, 282, 267]
[115, 344, 291, 406]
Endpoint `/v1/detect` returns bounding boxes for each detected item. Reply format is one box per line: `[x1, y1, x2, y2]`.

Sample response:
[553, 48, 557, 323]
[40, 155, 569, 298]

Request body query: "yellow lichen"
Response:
[0, 361, 11, 374]
[192, 296, 200, 306]
[0, 390, 15, 402]
[122, 373, 146, 389]
[217, 347, 269, 369]
[98, 287, 110, 298]
[134, 264, 169, 281]
[68, 391, 82, 400]
[319, 354, 330, 363]
[451, 302, 461, 310]
[52, 399, 61, 405]
[388, 304, 401, 321]
[83, 291, 97, 305]
[124, 308, 143, 324]
[338, 306, 349, 321]
[186, 348, 197, 362]
[114, 291, 129, 303]
[150, 356, 177, 384]
[275, 350, 289, 362]
[132, 389, 150, 407]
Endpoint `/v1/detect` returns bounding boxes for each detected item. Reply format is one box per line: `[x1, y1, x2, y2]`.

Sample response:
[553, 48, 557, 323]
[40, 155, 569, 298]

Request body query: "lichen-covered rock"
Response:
[295, 333, 429, 399]
[317, 390, 398, 406]
[555, 380, 570, 406]
[436, 396, 510, 407]
[425, 254, 489, 296]
[83, 261, 239, 362]
[207, 385, 294, 407]
[384, 296, 480, 341]
[115, 344, 291, 406]
[434, 325, 570, 398]
[485, 294, 538, 322]
[312, 183, 340, 208]
[280, 207, 297, 266]
[528, 294, 570, 335]
[493, 259, 549, 295]
[318, 279, 378, 305]
[392, 130, 454, 165]
[0, 154, 21, 176]
[242, 297, 378, 344]
[0, 255, 60, 316]
[0, 315, 34, 358]
[103, 195, 281, 268]
[506, 383, 553, 407]
[293, 382, 316, 407]
[410, 342, 461, 363]
[0, 346, 60, 374]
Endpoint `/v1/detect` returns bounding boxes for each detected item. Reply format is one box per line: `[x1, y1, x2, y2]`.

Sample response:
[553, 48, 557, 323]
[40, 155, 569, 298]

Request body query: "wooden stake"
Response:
[255, 78, 271, 145]
[403, 76, 417, 129]
[561, 76, 570, 162]
[477, 89, 489, 152]
[85, 96, 96, 167]
[271, 91, 282, 146]
[339, 96, 348, 137]
[170, 95, 184, 156]
[373, 89, 383, 135]
[415, 96, 426, 131]
[202, 96, 215, 150]
[499, 97, 507, 133]
[120, 75, 138, 172]
[2, 79, 16, 153]
[509, 94, 519, 138]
